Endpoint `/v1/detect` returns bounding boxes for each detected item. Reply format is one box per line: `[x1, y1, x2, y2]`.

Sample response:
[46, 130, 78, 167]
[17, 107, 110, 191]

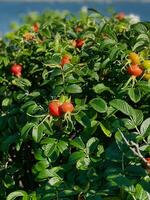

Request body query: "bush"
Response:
[0, 9, 150, 200]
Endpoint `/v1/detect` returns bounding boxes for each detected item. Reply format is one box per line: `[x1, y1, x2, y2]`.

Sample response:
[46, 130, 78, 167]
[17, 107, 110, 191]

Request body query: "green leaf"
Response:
[100, 122, 112, 137]
[128, 87, 141, 103]
[134, 184, 149, 200]
[87, 194, 103, 200]
[93, 83, 113, 94]
[137, 34, 149, 42]
[110, 174, 133, 188]
[21, 123, 35, 138]
[86, 137, 99, 154]
[133, 40, 145, 51]
[29, 192, 37, 200]
[37, 167, 62, 179]
[57, 140, 68, 153]
[122, 110, 143, 129]
[70, 137, 85, 150]
[69, 151, 85, 164]
[110, 99, 134, 116]
[32, 125, 44, 143]
[21, 101, 37, 111]
[51, 53, 61, 64]
[76, 156, 90, 170]
[133, 23, 147, 33]
[0, 116, 7, 131]
[137, 81, 150, 93]
[90, 97, 107, 113]
[37, 169, 53, 179]
[74, 111, 91, 127]
[0, 134, 18, 152]
[65, 84, 82, 93]
[52, 85, 64, 96]
[48, 177, 62, 186]
[12, 78, 31, 90]
[140, 118, 150, 136]
[133, 109, 143, 126]
[43, 143, 56, 157]
[122, 118, 137, 130]
[7, 190, 29, 200]
[59, 189, 77, 197]
[97, 145, 104, 157]
[2, 98, 12, 107]
[33, 160, 49, 172]
[3, 175, 15, 189]
[29, 91, 40, 98]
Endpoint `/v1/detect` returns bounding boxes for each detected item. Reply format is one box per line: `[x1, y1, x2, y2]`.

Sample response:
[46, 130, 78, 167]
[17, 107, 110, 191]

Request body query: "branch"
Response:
[118, 128, 150, 167]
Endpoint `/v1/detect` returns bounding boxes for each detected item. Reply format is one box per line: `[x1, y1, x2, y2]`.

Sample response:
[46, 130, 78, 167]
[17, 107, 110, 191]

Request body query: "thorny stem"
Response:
[117, 128, 150, 167]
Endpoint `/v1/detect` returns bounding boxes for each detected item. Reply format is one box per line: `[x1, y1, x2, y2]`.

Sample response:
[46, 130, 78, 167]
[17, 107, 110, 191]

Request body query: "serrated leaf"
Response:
[93, 83, 113, 94]
[110, 99, 134, 116]
[65, 84, 82, 93]
[43, 143, 56, 157]
[70, 137, 85, 149]
[21, 123, 35, 138]
[69, 151, 85, 164]
[57, 140, 68, 153]
[74, 111, 91, 127]
[128, 87, 141, 103]
[140, 118, 150, 136]
[90, 97, 107, 113]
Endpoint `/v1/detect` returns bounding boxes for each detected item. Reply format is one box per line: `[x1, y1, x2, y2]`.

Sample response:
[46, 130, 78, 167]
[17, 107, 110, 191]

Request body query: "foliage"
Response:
[0, 9, 150, 200]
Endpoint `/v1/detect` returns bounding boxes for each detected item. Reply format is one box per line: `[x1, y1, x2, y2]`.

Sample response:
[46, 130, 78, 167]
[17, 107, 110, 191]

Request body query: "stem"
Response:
[131, 194, 136, 200]
[121, 153, 125, 172]
[56, 190, 59, 200]
[26, 113, 47, 118]
[117, 128, 148, 165]
[129, 116, 148, 145]
[121, 76, 133, 90]
[129, 116, 141, 135]
[38, 115, 49, 127]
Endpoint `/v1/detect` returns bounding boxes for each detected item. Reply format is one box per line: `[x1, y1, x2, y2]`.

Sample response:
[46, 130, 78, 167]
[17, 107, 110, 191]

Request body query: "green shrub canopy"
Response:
[0, 10, 150, 200]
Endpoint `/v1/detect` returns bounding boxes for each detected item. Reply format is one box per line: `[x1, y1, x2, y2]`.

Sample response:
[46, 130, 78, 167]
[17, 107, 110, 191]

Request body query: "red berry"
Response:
[76, 39, 84, 48]
[116, 12, 125, 21]
[61, 55, 71, 67]
[33, 23, 39, 33]
[145, 158, 150, 163]
[127, 64, 143, 77]
[10, 64, 22, 77]
[60, 102, 74, 113]
[72, 39, 84, 48]
[48, 100, 61, 117]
